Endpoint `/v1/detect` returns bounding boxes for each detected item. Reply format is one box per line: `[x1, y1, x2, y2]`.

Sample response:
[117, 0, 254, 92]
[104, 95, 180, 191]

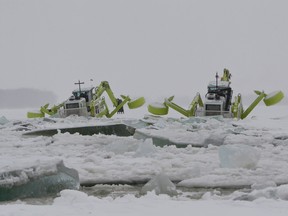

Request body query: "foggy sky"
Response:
[0, 88, 57, 108]
[1, 0, 287, 103]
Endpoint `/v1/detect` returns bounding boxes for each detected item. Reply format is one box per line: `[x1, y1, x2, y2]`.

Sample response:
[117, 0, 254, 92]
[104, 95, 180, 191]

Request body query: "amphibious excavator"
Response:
[148, 69, 284, 119]
[27, 81, 145, 118]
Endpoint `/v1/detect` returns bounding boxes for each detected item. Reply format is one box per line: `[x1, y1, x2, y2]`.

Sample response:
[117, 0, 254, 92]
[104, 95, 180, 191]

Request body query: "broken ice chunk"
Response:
[218, 144, 260, 169]
[0, 116, 9, 125]
[0, 160, 79, 201]
[141, 173, 178, 196]
[134, 139, 157, 157]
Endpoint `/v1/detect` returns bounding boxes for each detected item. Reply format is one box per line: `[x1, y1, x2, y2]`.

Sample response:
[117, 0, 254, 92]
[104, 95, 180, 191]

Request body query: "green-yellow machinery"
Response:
[148, 69, 284, 120]
[27, 81, 145, 118]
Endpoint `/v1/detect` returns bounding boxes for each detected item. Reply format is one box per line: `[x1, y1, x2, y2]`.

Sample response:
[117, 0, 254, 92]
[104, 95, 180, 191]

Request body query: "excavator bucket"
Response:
[263, 91, 284, 106]
[148, 102, 169, 115]
[127, 96, 146, 109]
[240, 90, 284, 119]
[27, 103, 50, 118]
[27, 111, 45, 118]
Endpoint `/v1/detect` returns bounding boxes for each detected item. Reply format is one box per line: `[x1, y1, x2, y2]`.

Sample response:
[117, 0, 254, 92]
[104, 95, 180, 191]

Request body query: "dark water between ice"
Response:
[81, 184, 247, 200]
[2, 184, 250, 205]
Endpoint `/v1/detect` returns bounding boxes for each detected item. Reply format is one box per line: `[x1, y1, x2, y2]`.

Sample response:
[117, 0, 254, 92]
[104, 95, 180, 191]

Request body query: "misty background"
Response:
[0, 0, 287, 108]
[0, 89, 56, 108]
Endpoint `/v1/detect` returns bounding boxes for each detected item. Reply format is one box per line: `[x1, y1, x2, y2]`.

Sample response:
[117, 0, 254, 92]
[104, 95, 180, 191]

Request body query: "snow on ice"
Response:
[218, 144, 260, 169]
[1, 106, 288, 215]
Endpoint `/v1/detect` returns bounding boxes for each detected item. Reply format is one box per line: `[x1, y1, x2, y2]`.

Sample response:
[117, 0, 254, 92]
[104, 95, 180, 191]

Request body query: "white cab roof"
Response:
[208, 81, 230, 88]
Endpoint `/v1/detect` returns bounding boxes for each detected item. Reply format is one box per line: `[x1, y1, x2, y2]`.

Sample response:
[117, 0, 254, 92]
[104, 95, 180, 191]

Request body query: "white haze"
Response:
[0, 0, 288, 102]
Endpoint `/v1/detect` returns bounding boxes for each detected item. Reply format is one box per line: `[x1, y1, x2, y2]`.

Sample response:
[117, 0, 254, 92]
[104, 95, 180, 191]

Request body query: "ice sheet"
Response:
[1, 106, 288, 192]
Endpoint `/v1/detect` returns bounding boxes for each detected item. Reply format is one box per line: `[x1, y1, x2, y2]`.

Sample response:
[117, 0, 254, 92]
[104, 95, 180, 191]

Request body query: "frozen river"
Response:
[1, 105, 288, 215]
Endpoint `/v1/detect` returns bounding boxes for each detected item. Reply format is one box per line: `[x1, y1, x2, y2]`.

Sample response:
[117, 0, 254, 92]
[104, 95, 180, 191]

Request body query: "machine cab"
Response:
[204, 80, 233, 116]
[61, 87, 95, 117]
[72, 87, 95, 103]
